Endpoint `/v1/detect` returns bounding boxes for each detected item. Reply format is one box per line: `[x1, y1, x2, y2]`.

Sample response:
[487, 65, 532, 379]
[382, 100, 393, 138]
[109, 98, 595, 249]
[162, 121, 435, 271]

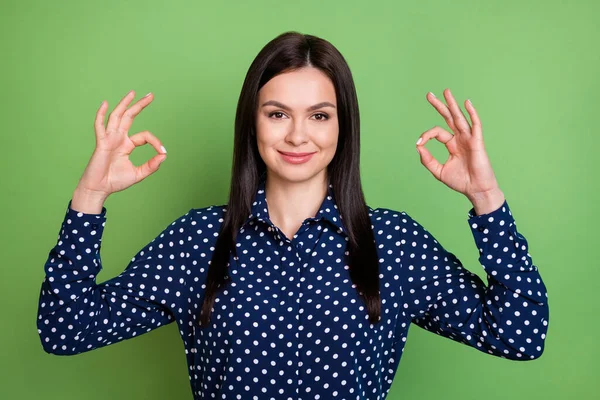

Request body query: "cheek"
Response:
[255, 126, 273, 151]
[317, 127, 339, 152]
[255, 130, 281, 166]
[256, 119, 283, 147]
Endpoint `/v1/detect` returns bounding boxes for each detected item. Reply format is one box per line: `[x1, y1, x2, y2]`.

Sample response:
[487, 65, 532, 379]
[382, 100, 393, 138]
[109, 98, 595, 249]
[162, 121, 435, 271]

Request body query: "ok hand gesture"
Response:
[76, 90, 168, 201]
[416, 89, 505, 215]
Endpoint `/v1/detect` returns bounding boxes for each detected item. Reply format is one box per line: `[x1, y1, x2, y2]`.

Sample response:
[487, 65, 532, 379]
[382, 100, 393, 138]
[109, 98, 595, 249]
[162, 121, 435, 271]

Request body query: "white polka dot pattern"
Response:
[37, 180, 549, 399]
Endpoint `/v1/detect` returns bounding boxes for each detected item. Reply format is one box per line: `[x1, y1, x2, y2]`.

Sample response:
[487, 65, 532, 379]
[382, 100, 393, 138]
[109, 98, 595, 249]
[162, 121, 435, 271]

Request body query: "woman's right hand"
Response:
[75, 90, 167, 200]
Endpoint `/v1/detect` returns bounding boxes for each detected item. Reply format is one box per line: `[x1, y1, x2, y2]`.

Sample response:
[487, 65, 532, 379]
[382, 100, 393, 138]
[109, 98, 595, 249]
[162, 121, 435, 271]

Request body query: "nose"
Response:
[284, 119, 309, 146]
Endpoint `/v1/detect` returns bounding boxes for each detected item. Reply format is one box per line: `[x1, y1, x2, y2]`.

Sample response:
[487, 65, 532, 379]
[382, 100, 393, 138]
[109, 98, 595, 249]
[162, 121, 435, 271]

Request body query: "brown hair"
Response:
[198, 31, 381, 327]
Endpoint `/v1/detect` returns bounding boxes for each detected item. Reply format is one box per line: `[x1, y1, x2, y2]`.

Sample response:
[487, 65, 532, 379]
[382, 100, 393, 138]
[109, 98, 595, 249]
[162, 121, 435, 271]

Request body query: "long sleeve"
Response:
[36, 200, 194, 355]
[399, 199, 549, 360]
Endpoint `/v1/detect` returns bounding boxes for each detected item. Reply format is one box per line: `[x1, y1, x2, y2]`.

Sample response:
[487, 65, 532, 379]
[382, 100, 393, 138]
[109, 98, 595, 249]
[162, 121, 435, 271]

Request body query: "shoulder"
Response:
[153, 205, 227, 257]
[366, 204, 414, 227]
[366, 204, 440, 250]
[366, 204, 429, 239]
[189, 204, 227, 222]
[188, 204, 227, 231]
[158, 204, 226, 238]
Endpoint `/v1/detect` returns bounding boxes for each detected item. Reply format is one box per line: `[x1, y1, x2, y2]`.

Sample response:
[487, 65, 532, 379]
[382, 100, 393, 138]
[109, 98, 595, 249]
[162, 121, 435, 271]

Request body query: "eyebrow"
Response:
[260, 100, 336, 112]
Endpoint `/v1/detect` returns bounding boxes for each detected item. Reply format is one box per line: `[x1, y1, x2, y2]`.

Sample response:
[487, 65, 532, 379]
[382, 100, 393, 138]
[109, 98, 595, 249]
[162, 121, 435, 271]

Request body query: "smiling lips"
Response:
[277, 150, 316, 164]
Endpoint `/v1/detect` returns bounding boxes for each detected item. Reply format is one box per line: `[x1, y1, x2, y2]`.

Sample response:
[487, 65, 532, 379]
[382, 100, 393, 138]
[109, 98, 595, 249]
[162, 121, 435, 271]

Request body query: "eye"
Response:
[267, 111, 330, 121]
[268, 111, 286, 119]
[312, 113, 329, 121]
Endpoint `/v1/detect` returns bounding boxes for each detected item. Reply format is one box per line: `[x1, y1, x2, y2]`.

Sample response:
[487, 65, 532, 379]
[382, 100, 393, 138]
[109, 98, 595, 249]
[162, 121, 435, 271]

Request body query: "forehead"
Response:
[258, 67, 336, 105]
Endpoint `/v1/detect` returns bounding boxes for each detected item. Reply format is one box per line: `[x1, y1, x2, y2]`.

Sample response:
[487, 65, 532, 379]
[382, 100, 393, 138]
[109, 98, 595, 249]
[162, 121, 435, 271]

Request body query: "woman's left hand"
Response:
[416, 88, 505, 215]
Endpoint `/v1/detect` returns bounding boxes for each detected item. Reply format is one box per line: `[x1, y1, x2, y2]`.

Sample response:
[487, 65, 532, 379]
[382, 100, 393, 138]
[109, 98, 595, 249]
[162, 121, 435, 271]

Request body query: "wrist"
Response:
[467, 187, 505, 216]
[72, 187, 109, 214]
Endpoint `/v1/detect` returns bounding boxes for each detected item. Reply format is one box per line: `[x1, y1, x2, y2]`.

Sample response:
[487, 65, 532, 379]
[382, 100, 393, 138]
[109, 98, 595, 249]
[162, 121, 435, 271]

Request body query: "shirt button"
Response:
[477, 226, 486, 232]
[91, 223, 99, 230]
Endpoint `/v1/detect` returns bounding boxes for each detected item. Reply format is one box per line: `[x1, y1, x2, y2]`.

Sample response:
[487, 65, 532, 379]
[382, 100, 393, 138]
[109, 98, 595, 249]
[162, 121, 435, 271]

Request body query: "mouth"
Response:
[278, 150, 317, 157]
[277, 150, 317, 164]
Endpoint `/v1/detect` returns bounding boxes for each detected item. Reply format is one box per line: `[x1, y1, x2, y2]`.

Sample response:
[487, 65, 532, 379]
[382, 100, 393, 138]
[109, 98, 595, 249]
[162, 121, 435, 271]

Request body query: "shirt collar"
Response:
[245, 177, 347, 237]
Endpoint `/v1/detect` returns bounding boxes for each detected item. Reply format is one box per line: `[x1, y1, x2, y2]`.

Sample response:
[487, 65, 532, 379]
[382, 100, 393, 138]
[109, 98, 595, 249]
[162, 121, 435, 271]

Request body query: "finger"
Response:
[416, 126, 458, 181]
[416, 143, 443, 181]
[427, 92, 458, 133]
[119, 92, 154, 133]
[129, 130, 168, 156]
[443, 88, 471, 134]
[465, 99, 482, 138]
[106, 90, 136, 132]
[416, 126, 458, 154]
[135, 153, 167, 184]
[94, 100, 107, 139]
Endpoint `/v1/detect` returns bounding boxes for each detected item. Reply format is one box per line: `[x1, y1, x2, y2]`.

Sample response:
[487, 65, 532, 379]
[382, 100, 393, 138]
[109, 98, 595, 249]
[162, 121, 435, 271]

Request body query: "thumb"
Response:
[136, 154, 167, 183]
[416, 145, 442, 181]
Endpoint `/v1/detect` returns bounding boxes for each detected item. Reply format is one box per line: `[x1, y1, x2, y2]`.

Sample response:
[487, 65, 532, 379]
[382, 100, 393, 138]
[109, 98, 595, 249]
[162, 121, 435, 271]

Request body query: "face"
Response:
[256, 67, 339, 185]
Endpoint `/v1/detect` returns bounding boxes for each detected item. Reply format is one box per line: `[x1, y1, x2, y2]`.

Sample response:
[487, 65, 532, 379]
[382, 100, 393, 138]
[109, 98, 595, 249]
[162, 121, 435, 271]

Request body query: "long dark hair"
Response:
[198, 31, 381, 327]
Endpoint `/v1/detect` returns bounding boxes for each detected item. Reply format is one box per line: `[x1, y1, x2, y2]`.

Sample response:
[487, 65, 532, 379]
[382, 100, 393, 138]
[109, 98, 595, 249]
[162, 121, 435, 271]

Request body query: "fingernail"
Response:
[145, 92, 152, 97]
[416, 137, 422, 145]
[429, 92, 436, 98]
[160, 145, 167, 154]
[467, 98, 472, 106]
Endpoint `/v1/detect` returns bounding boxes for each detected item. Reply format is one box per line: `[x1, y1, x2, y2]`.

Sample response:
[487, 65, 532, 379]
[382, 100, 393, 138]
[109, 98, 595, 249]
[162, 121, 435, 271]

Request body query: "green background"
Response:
[1, 0, 596, 398]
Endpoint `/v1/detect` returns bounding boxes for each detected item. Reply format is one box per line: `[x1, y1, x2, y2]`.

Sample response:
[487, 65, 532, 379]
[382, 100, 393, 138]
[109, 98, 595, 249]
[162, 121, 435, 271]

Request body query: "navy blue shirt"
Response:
[37, 179, 549, 399]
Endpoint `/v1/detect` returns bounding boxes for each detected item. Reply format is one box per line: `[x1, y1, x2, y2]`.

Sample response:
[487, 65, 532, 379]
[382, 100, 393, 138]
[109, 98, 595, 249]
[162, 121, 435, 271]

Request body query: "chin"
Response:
[268, 165, 327, 184]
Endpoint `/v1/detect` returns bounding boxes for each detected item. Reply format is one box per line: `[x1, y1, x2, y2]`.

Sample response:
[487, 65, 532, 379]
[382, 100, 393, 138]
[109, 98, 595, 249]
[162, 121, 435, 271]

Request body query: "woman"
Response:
[37, 31, 549, 399]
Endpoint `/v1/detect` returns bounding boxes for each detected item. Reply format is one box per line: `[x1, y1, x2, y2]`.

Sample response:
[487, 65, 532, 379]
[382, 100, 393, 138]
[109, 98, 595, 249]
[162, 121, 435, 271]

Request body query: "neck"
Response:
[264, 171, 328, 239]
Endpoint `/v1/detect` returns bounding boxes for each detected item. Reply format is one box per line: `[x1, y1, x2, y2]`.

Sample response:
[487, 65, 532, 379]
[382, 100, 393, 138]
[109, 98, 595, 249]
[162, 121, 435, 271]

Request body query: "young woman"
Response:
[37, 31, 549, 399]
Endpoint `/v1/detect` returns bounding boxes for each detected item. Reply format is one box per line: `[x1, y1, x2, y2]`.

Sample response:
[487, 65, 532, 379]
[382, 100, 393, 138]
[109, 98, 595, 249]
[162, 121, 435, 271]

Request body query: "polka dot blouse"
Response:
[37, 178, 549, 399]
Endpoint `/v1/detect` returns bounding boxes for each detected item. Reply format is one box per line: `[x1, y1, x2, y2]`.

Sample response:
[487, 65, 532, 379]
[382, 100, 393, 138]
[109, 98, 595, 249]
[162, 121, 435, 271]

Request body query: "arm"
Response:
[399, 199, 549, 360]
[36, 200, 194, 355]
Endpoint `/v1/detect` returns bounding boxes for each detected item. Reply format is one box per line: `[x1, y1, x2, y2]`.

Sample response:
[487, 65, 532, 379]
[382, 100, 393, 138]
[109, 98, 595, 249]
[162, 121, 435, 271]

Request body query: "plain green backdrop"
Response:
[1, 0, 597, 398]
